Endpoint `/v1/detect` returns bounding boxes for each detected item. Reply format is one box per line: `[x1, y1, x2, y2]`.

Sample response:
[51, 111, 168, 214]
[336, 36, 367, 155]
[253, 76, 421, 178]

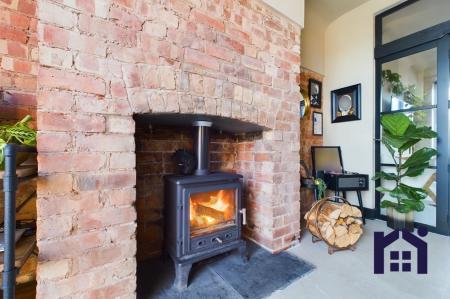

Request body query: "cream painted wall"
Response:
[301, 7, 327, 74]
[323, 0, 402, 209]
[262, 0, 305, 28]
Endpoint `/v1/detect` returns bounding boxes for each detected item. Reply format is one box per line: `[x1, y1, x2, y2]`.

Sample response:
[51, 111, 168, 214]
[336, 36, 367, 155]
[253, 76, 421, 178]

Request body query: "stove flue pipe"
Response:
[193, 121, 212, 175]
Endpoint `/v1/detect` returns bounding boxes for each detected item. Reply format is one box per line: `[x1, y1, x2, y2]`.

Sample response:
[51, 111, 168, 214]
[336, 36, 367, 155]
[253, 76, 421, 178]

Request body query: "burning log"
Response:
[194, 204, 225, 221]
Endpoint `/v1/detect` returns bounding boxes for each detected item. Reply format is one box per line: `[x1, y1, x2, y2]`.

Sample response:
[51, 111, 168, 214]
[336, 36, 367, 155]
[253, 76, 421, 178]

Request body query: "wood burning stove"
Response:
[164, 121, 247, 290]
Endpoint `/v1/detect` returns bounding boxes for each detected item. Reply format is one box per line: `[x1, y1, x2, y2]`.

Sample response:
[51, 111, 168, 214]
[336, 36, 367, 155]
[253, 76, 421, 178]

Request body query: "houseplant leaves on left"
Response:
[0, 115, 37, 170]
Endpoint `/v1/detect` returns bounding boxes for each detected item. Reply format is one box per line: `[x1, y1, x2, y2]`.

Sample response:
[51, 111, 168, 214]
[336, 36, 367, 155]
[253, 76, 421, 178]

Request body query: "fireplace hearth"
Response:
[164, 121, 247, 290]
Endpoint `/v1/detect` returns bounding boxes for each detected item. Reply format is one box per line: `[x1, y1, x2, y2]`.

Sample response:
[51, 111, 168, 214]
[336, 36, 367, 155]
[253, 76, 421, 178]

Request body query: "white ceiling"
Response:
[306, 0, 371, 24]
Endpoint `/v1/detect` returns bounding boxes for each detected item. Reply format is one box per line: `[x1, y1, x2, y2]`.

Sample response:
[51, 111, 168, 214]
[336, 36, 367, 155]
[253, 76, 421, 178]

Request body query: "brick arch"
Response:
[36, 0, 301, 297]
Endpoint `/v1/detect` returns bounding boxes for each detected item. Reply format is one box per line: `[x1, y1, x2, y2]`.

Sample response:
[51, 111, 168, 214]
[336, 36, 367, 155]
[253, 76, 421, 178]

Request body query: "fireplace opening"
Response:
[134, 113, 265, 292]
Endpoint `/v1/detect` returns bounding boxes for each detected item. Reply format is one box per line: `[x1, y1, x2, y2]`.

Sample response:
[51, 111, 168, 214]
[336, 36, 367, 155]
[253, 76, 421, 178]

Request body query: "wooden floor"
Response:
[1, 281, 36, 299]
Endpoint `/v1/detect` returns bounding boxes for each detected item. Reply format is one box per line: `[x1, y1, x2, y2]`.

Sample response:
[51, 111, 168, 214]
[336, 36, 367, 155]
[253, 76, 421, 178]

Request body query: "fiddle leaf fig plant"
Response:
[373, 113, 437, 213]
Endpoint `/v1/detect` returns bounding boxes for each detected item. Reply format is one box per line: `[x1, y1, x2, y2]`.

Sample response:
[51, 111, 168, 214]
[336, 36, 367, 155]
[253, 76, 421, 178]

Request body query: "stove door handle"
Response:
[240, 208, 247, 225]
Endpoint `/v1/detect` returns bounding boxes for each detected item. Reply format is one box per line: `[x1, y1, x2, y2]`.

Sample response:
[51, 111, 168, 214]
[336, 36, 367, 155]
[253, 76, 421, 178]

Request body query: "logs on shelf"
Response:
[305, 197, 363, 252]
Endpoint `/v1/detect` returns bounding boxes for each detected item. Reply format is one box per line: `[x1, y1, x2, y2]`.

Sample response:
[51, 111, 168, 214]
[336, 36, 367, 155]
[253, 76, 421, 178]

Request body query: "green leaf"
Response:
[400, 199, 425, 212]
[401, 147, 437, 170]
[382, 130, 411, 149]
[401, 162, 429, 177]
[404, 125, 438, 139]
[381, 113, 411, 136]
[396, 204, 412, 213]
[399, 139, 420, 153]
[398, 183, 428, 201]
[380, 200, 398, 209]
[0, 138, 6, 170]
[372, 171, 397, 181]
[389, 187, 408, 200]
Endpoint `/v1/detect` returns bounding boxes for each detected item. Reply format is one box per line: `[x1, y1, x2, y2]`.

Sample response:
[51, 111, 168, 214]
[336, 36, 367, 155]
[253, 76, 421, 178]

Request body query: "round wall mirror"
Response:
[300, 92, 311, 119]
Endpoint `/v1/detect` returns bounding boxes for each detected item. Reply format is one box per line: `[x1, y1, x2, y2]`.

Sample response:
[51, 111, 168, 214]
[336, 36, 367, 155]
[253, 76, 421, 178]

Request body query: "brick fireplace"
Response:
[32, 0, 302, 297]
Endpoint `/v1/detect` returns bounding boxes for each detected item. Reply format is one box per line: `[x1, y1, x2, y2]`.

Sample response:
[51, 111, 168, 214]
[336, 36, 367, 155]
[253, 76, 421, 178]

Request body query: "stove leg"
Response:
[173, 262, 192, 291]
[239, 242, 248, 263]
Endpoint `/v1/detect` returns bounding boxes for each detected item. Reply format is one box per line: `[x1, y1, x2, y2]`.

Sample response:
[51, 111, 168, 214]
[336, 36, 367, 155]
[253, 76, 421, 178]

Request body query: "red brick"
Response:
[265, 19, 283, 32]
[226, 26, 250, 43]
[14, 75, 36, 91]
[16, 0, 35, 15]
[6, 41, 28, 58]
[192, 10, 225, 32]
[39, 67, 106, 95]
[76, 0, 95, 14]
[102, 189, 135, 207]
[76, 134, 135, 152]
[205, 43, 234, 62]
[37, 192, 103, 218]
[75, 53, 100, 73]
[37, 132, 72, 152]
[39, 152, 106, 173]
[106, 116, 135, 134]
[84, 278, 135, 299]
[110, 79, 127, 98]
[76, 205, 136, 229]
[109, 6, 142, 29]
[38, 112, 105, 132]
[113, 0, 135, 9]
[218, 34, 244, 54]
[0, 24, 27, 43]
[3, 91, 36, 106]
[42, 24, 69, 48]
[37, 173, 73, 195]
[185, 48, 219, 71]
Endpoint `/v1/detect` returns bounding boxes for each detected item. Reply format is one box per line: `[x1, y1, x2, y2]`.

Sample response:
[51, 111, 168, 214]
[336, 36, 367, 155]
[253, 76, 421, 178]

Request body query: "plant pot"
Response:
[386, 207, 414, 231]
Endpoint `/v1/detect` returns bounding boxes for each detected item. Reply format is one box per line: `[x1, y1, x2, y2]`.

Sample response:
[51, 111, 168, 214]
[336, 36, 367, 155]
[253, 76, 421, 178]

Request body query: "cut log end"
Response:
[306, 200, 363, 248]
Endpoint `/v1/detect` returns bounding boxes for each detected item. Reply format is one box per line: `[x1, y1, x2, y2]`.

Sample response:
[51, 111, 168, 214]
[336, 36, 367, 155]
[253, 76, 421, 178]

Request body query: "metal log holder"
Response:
[2, 144, 36, 299]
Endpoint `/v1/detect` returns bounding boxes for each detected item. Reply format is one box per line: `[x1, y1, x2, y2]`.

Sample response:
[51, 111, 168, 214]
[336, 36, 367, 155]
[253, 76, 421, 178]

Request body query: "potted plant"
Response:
[373, 113, 437, 231]
[0, 115, 37, 171]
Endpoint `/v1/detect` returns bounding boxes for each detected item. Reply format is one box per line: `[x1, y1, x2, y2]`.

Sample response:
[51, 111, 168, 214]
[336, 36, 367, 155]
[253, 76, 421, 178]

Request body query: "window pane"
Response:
[382, 0, 450, 44]
[381, 48, 436, 112]
[379, 166, 436, 227]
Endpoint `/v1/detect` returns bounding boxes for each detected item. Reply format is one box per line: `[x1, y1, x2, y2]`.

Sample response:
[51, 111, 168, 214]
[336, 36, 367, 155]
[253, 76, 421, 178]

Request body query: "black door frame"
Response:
[374, 0, 450, 235]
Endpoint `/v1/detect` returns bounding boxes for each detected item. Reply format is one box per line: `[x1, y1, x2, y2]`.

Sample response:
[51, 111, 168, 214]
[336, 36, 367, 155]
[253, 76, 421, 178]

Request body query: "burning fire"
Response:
[190, 189, 235, 234]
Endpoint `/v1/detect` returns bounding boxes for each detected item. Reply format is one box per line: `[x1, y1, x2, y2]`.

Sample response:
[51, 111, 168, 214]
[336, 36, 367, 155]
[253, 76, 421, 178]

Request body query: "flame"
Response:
[190, 189, 235, 235]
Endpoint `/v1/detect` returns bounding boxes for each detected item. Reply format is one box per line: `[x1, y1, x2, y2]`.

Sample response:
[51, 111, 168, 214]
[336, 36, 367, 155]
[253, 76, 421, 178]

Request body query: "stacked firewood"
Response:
[305, 200, 363, 249]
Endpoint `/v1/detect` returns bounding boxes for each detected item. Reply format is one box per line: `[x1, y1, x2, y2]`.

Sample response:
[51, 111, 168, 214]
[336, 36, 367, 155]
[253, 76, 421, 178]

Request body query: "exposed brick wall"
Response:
[299, 66, 323, 229]
[299, 66, 323, 172]
[0, 0, 37, 124]
[135, 124, 238, 261]
[36, 0, 301, 297]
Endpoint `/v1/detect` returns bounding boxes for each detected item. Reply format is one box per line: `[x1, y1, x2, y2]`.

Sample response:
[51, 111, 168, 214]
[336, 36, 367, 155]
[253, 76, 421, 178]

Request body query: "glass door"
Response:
[375, 35, 450, 234]
[379, 46, 438, 227]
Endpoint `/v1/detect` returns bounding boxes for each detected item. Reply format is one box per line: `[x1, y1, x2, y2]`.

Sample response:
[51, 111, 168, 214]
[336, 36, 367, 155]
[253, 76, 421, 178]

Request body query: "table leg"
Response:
[357, 190, 366, 224]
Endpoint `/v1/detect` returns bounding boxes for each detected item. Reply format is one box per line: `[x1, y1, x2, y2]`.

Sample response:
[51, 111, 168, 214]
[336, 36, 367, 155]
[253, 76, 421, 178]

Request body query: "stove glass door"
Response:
[189, 188, 236, 237]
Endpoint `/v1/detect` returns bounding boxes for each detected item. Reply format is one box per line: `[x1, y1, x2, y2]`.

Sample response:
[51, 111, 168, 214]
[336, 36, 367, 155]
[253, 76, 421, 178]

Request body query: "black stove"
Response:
[164, 121, 247, 290]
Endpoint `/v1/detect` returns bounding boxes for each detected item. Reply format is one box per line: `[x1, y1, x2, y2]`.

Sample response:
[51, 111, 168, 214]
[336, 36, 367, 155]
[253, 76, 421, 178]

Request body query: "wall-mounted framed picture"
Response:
[331, 84, 361, 123]
[308, 79, 322, 108]
[313, 112, 323, 136]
